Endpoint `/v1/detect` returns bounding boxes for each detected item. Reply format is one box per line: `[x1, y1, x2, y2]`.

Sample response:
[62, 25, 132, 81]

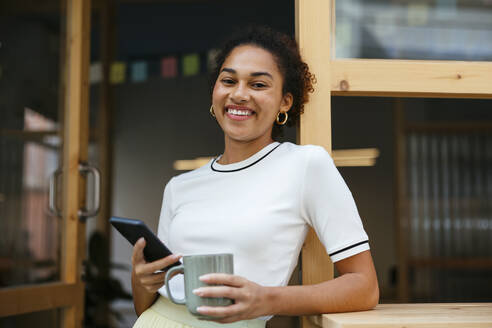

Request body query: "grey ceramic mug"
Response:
[165, 253, 234, 319]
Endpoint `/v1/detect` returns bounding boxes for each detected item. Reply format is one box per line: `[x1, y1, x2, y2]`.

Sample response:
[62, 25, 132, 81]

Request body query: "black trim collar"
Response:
[211, 143, 282, 173]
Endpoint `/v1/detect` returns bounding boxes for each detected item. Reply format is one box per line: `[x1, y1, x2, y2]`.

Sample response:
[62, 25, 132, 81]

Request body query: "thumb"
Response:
[132, 237, 146, 264]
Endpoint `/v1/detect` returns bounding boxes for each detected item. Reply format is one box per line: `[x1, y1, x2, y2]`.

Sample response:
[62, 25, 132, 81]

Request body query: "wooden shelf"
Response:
[173, 157, 213, 171]
[332, 148, 380, 167]
[319, 303, 492, 328]
[173, 148, 381, 170]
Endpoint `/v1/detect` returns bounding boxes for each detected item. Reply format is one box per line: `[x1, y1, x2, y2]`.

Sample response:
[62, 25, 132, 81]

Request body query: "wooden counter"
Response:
[316, 303, 492, 328]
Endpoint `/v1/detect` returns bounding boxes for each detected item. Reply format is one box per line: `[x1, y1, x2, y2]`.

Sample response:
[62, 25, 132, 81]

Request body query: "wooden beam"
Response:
[61, 0, 91, 327]
[0, 283, 82, 317]
[297, 0, 334, 152]
[95, 0, 116, 324]
[331, 59, 492, 98]
[297, 0, 334, 327]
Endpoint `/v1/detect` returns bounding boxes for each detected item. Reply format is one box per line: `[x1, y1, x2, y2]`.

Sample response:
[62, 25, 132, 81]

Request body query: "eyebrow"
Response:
[221, 68, 273, 79]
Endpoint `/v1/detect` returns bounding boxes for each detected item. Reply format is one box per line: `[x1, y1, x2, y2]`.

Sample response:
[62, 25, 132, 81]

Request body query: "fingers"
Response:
[143, 281, 166, 294]
[147, 254, 182, 273]
[193, 286, 241, 300]
[134, 254, 181, 276]
[140, 271, 166, 285]
[196, 304, 243, 320]
[193, 286, 239, 300]
[132, 247, 182, 295]
[131, 237, 146, 265]
[199, 273, 244, 287]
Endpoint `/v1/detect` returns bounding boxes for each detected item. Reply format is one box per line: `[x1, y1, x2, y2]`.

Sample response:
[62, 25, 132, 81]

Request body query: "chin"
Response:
[228, 135, 253, 143]
[225, 131, 256, 143]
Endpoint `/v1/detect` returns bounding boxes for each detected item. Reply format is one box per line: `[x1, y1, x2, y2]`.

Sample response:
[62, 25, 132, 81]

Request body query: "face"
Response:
[212, 45, 293, 144]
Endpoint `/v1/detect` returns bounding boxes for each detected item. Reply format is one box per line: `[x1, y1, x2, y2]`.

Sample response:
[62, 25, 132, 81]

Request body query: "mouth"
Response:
[224, 105, 255, 120]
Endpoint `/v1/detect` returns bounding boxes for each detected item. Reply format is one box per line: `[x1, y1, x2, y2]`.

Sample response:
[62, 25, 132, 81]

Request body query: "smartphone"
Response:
[110, 216, 180, 271]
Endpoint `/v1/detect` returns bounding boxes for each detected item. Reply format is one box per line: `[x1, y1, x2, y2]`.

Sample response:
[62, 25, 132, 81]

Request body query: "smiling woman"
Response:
[130, 26, 379, 328]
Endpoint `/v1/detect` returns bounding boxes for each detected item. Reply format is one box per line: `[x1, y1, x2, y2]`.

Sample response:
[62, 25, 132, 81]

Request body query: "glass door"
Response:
[0, 0, 94, 327]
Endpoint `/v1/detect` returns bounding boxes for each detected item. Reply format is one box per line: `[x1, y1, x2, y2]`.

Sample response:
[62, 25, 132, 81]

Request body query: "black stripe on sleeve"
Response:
[329, 240, 369, 257]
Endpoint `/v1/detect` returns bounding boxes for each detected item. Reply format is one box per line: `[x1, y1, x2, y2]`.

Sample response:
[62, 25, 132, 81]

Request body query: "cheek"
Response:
[259, 93, 282, 114]
[212, 84, 227, 102]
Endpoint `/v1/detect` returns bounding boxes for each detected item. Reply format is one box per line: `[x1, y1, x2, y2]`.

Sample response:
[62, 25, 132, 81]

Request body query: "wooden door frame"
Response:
[296, 0, 492, 326]
[0, 1, 91, 327]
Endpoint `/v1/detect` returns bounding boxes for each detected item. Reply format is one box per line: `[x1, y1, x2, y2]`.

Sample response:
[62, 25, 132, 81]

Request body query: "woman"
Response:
[132, 26, 379, 328]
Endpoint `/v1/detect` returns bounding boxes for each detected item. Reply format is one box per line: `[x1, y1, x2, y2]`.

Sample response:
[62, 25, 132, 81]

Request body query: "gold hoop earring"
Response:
[276, 111, 288, 125]
[210, 105, 216, 118]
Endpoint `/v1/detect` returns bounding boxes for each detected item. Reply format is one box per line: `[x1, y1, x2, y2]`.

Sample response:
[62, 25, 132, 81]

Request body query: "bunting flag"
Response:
[207, 48, 220, 72]
[161, 56, 177, 78]
[89, 62, 102, 84]
[110, 61, 126, 84]
[131, 61, 148, 83]
[182, 53, 200, 76]
[87, 48, 221, 84]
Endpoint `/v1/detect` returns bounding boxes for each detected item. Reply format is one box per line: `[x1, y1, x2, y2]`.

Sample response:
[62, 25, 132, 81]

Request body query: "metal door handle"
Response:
[49, 168, 63, 217]
[78, 162, 101, 220]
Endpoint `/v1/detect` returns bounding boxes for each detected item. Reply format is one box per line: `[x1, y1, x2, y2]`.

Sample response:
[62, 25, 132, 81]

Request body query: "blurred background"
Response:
[1, 0, 491, 327]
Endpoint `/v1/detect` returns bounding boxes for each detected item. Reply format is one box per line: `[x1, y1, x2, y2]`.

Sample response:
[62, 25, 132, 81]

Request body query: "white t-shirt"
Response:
[157, 142, 369, 313]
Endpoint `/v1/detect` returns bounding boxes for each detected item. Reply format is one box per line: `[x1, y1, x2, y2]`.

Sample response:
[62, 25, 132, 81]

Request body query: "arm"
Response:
[267, 250, 379, 315]
[131, 238, 181, 316]
[195, 250, 378, 323]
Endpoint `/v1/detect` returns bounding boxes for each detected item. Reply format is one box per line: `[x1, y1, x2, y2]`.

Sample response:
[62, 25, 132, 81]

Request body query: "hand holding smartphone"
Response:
[110, 216, 180, 271]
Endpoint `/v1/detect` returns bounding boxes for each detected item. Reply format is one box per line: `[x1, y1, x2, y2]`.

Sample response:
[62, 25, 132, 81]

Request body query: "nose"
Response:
[230, 82, 250, 103]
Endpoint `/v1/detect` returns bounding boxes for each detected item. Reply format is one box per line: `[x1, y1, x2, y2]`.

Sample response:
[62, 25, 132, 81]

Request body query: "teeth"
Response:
[228, 108, 252, 116]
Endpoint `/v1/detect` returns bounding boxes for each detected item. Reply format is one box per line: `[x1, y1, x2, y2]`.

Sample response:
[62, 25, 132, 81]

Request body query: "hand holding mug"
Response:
[194, 273, 269, 323]
[165, 253, 234, 319]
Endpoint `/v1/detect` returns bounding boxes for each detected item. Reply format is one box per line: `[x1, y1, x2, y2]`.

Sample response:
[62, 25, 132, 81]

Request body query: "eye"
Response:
[221, 78, 235, 85]
[251, 82, 267, 88]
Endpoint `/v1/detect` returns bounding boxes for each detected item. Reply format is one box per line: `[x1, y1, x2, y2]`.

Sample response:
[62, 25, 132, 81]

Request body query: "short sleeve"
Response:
[157, 178, 175, 244]
[301, 146, 369, 262]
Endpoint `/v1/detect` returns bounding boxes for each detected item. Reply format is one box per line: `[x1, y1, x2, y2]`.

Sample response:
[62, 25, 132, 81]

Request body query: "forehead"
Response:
[222, 45, 281, 77]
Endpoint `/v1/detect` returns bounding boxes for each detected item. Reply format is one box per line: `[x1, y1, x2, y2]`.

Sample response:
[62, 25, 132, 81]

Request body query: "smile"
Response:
[225, 105, 255, 121]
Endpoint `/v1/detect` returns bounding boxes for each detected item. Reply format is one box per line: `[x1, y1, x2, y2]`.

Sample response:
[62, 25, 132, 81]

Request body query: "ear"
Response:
[280, 92, 294, 113]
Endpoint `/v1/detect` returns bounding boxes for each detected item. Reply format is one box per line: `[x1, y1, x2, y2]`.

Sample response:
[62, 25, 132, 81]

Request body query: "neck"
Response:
[218, 135, 275, 165]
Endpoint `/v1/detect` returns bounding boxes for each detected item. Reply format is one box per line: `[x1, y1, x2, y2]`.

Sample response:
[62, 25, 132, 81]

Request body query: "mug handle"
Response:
[165, 265, 186, 305]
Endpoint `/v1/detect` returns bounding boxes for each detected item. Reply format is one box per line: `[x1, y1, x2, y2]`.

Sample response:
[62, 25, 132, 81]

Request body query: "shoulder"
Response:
[279, 142, 333, 163]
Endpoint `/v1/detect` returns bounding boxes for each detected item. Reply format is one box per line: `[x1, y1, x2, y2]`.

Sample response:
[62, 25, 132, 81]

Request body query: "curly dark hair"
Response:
[210, 25, 316, 140]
